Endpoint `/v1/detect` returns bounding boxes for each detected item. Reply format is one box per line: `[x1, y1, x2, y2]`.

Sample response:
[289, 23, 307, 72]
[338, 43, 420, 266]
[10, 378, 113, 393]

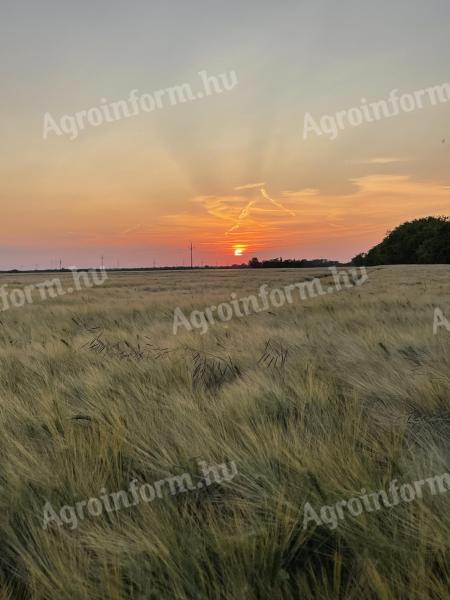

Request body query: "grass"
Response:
[0, 265, 449, 599]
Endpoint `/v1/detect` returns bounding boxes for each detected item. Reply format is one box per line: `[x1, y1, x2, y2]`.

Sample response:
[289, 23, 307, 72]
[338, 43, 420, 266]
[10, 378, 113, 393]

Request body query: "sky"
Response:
[1, 0, 450, 269]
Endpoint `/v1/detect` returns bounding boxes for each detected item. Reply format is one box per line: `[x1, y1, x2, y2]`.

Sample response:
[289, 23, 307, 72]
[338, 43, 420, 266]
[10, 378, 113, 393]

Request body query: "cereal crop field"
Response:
[0, 266, 449, 599]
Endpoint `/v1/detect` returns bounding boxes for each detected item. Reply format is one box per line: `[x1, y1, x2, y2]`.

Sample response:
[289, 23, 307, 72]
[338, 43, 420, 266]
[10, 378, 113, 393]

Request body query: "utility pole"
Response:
[101, 255, 104, 270]
[190, 243, 193, 269]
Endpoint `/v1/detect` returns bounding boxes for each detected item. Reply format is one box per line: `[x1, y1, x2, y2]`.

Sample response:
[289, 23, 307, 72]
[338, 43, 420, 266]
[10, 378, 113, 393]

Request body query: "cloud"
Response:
[224, 188, 296, 235]
[260, 188, 296, 217]
[159, 174, 450, 259]
[226, 200, 257, 235]
[120, 225, 142, 235]
[347, 157, 410, 165]
[234, 182, 266, 191]
[282, 188, 320, 197]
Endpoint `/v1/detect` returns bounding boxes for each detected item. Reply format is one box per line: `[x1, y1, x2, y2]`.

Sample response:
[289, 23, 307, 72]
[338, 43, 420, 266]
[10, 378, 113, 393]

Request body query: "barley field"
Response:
[0, 266, 449, 599]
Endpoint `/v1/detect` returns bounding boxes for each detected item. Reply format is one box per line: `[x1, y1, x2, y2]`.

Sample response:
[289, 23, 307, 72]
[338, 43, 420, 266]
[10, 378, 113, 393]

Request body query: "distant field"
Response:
[0, 266, 449, 599]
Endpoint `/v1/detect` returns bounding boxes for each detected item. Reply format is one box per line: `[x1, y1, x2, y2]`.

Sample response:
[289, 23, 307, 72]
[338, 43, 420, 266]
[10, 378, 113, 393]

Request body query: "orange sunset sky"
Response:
[1, 2, 449, 269]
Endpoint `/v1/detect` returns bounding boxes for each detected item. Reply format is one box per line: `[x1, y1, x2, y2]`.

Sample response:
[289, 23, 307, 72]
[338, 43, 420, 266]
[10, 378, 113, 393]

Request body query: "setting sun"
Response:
[233, 244, 247, 256]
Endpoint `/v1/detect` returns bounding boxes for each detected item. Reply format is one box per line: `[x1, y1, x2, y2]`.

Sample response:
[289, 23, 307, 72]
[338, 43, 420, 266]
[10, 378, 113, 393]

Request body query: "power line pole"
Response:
[190, 243, 193, 269]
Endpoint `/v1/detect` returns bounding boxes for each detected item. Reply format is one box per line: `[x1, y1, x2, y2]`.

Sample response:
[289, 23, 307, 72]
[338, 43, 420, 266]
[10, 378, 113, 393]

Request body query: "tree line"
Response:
[352, 216, 450, 265]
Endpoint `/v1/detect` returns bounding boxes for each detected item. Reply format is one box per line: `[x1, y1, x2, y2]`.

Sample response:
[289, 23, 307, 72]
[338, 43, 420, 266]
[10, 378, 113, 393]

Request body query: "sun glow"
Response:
[233, 244, 247, 256]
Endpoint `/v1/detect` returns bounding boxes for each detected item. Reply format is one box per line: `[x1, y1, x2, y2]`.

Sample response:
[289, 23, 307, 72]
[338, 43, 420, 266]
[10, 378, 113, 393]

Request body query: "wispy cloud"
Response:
[225, 188, 296, 235]
[282, 188, 320, 198]
[260, 188, 296, 217]
[120, 225, 142, 235]
[226, 200, 257, 235]
[347, 157, 410, 165]
[234, 182, 266, 191]
[159, 174, 450, 260]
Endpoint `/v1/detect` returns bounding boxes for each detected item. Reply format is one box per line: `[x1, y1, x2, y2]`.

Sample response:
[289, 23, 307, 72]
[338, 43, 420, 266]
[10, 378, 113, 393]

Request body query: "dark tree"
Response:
[248, 257, 261, 268]
[352, 216, 450, 265]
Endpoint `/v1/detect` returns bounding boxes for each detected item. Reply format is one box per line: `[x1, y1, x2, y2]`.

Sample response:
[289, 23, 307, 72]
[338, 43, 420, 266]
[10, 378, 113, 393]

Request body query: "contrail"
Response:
[260, 188, 296, 216]
[234, 181, 266, 191]
[226, 200, 257, 234]
[225, 188, 295, 235]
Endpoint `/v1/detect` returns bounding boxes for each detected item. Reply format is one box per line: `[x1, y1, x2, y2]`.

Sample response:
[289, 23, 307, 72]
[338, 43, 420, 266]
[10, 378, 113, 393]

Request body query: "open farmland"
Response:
[0, 266, 449, 599]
